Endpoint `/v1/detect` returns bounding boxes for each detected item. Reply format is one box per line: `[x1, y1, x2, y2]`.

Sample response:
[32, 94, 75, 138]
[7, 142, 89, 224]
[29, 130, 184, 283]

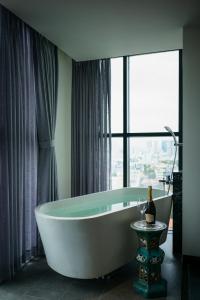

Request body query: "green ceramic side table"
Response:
[130, 220, 167, 298]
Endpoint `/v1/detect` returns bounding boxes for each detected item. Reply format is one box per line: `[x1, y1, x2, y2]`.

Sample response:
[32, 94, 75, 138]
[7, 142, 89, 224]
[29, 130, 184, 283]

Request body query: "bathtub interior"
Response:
[37, 187, 169, 218]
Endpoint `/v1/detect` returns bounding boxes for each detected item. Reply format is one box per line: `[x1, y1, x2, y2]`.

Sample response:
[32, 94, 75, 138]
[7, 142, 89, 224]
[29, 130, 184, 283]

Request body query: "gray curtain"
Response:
[72, 59, 111, 196]
[0, 6, 37, 281]
[0, 5, 58, 282]
[32, 32, 58, 204]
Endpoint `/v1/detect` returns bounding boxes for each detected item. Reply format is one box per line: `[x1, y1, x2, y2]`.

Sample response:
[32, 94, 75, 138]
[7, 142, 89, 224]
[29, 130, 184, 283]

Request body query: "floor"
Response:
[182, 259, 200, 300]
[187, 263, 200, 300]
[0, 233, 181, 300]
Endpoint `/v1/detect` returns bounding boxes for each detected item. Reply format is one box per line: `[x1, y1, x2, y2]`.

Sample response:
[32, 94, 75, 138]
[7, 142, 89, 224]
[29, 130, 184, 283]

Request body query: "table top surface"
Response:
[130, 220, 167, 232]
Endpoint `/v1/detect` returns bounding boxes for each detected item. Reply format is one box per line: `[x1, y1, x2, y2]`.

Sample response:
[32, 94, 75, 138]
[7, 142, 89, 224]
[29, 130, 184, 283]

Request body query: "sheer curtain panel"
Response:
[32, 32, 58, 205]
[71, 59, 111, 196]
[0, 5, 58, 282]
[0, 6, 37, 281]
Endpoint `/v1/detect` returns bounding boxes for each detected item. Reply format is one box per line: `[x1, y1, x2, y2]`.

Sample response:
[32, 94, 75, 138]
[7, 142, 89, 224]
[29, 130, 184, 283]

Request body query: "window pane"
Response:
[111, 58, 123, 133]
[129, 51, 179, 133]
[111, 138, 123, 189]
[129, 137, 178, 190]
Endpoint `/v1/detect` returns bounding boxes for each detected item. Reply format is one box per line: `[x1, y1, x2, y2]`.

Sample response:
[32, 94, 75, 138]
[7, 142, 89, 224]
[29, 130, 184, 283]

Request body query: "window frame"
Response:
[110, 50, 183, 188]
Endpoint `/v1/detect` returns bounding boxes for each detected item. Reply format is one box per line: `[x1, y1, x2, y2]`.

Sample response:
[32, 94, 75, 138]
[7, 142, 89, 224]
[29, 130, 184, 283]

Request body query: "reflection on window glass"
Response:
[111, 58, 123, 133]
[129, 51, 179, 133]
[111, 138, 123, 189]
[129, 137, 178, 190]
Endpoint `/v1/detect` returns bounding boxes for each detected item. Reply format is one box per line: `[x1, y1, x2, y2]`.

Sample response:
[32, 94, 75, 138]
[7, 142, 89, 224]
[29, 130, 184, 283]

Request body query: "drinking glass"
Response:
[137, 198, 146, 221]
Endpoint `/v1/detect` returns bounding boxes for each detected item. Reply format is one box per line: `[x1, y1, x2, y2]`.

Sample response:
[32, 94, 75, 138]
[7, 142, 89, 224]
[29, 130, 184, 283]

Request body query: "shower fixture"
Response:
[164, 126, 183, 194]
[164, 126, 182, 146]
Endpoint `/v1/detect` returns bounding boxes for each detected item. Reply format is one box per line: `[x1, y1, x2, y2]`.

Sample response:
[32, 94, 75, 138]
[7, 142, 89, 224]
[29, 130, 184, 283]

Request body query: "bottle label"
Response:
[145, 214, 154, 223]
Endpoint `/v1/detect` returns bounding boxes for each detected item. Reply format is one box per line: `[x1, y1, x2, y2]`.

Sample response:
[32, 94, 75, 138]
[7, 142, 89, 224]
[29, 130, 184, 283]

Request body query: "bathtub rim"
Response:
[35, 187, 172, 221]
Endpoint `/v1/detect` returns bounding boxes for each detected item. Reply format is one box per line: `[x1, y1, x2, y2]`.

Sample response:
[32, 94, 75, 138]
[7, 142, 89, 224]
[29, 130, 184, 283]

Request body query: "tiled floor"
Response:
[0, 233, 181, 300]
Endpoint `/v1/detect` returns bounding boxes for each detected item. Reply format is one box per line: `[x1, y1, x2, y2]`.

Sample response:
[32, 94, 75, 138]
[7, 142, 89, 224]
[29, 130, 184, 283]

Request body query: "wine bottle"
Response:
[145, 186, 156, 224]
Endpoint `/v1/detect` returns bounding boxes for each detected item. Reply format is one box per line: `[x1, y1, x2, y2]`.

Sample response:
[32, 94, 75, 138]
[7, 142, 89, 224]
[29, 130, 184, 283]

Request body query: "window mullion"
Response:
[123, 57, 128, 187]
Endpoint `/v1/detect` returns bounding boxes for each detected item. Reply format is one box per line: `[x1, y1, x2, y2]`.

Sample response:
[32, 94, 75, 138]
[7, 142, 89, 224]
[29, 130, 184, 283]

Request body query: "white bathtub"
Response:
[35, 187, 172, 279]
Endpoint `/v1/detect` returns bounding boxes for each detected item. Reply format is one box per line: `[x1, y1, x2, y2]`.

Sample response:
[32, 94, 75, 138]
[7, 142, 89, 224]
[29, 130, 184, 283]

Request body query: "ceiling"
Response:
[0, 0, 200, 61]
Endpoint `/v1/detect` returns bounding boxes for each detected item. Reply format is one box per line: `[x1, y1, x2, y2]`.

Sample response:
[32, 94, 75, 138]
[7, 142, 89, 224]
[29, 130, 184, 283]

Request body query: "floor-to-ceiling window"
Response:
[111, 50, 182, 190]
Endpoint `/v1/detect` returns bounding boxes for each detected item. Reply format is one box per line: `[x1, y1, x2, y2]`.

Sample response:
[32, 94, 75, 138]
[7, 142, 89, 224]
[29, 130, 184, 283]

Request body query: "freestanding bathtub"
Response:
[35, 187, 172, 279]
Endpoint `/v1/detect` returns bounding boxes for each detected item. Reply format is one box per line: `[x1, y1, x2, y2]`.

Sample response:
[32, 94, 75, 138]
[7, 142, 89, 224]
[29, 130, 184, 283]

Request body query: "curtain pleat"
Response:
[32, 32, 58, 205]
[71, 59, 111, 196]
[0, 6, 37, 281]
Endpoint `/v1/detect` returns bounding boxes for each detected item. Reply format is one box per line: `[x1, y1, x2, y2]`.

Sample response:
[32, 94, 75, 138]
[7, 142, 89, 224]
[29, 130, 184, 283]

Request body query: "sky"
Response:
[111, 50, 179, 133]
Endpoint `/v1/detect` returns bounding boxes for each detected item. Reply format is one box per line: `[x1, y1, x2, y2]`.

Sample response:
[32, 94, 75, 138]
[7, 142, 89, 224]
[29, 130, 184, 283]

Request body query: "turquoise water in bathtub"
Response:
[50, 198, 135, 218]
[47, 189, 167, 218]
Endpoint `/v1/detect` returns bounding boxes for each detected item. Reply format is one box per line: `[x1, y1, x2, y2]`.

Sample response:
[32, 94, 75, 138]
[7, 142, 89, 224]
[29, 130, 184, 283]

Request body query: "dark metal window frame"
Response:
[110, 50, 183, 187]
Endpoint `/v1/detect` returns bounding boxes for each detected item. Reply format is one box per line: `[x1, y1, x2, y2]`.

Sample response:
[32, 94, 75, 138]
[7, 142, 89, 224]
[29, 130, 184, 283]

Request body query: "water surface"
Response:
[47, 189, 166, 218]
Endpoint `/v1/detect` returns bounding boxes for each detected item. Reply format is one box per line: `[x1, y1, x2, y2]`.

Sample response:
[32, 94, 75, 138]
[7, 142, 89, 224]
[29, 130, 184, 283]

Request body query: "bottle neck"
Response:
[147, 186, 153, 202]
[147, 197, 153, 202]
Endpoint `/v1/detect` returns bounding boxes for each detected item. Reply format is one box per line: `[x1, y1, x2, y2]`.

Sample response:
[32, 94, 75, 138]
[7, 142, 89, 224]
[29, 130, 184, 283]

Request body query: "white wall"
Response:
[183, 26, 200, 257]
[55, 49, 72, 199]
